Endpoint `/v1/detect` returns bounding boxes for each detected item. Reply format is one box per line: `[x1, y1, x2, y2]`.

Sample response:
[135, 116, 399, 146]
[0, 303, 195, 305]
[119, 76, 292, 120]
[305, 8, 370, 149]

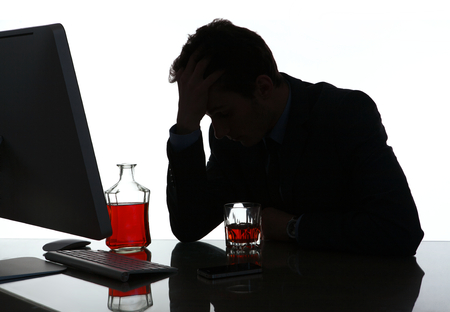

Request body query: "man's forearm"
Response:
[166, 137, 226, 242]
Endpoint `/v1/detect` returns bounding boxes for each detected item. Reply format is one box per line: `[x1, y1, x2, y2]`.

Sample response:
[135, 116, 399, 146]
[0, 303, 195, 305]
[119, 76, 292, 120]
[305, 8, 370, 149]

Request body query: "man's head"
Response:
[169, 19, 284, 98]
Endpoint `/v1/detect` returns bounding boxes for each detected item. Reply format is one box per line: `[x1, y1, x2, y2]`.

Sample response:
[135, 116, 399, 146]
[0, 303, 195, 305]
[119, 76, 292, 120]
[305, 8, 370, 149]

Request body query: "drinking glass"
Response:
[224, 202, 261, 249]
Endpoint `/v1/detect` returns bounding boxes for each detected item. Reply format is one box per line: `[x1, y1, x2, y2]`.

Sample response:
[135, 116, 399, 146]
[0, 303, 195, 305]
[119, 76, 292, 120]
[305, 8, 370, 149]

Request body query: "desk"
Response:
[0, 239, 449, 311]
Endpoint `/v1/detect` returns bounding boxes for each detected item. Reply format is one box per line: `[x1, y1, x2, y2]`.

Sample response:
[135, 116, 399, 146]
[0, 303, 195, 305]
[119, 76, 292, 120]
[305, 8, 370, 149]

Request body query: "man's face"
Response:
[206, 85, 273, 147]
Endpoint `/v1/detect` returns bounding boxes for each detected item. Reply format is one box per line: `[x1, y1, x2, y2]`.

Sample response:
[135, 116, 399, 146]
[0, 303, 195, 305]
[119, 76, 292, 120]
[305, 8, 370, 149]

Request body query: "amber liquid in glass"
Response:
[106, 203, 151, 249]
[226, 223, 261, 245]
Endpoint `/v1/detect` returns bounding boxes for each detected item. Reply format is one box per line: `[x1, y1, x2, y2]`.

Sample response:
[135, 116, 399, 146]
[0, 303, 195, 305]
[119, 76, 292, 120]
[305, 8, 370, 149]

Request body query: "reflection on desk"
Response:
[169, 241, 424, 312]
[62, 248, 175, 311]
[4, 239, 450, 311]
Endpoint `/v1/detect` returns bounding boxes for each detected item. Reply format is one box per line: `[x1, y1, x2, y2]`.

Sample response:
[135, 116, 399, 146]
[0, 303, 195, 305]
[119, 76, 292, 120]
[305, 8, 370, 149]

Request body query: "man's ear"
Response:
[255, 75, 274, 99]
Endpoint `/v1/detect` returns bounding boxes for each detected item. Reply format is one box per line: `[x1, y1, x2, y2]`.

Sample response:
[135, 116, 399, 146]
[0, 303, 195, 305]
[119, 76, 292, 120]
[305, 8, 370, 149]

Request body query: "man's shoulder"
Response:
[282, 73, 372, 109]
[283, 73, 352, 96]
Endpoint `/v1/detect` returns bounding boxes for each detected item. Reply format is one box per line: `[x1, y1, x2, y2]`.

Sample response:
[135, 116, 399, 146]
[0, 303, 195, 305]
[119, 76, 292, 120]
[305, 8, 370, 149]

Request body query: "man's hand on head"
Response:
[175, 51, 224, 135]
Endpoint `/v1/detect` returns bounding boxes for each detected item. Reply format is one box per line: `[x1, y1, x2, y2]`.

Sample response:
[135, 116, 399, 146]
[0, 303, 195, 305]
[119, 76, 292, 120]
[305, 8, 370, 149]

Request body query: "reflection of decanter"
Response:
[105, 164, 151, 251]
[108, 249, 153, 312]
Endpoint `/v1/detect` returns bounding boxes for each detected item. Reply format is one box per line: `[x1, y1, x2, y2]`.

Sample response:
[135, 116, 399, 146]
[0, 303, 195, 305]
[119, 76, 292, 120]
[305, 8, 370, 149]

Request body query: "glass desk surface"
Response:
[0, 239, 449, 312]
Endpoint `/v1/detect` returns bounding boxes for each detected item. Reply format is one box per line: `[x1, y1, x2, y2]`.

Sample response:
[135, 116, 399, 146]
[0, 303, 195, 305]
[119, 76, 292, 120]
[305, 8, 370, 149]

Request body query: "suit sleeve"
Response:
[166, 132, 235, 242]
[296, 90, 424, 255]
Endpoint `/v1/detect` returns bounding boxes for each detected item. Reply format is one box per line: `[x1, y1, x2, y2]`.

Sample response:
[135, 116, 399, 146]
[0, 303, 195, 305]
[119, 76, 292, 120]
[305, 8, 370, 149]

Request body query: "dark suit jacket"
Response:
[167, 73, 424, 255]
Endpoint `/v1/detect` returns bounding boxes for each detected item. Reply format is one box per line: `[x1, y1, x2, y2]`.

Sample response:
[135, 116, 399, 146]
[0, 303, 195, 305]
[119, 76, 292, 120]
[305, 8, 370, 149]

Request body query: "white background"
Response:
[1, 0, 449, 241]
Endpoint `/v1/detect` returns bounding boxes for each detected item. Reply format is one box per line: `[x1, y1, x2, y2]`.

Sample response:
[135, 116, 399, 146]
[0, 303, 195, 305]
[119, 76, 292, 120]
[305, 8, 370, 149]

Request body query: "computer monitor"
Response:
[0, 24, 112, 240]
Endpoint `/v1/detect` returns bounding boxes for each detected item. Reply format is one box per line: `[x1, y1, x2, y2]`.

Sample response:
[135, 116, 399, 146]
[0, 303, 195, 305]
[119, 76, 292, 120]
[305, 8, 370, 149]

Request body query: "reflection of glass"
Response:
[225, 246, 263, 294]
[105, 164, 151, 252]
[224, 202, 261, 249]
[108, 248, 153, 312]
[227, 247, 261, 266]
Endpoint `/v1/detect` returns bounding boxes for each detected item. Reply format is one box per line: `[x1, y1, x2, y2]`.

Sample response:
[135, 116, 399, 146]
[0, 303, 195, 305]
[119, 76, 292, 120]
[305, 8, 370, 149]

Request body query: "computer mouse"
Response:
[42, 239, 91, 251]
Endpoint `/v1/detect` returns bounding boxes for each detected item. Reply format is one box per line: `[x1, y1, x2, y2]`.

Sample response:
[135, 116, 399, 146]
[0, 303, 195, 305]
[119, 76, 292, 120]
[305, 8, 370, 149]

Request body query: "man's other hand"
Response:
[261, 207, 296, 241]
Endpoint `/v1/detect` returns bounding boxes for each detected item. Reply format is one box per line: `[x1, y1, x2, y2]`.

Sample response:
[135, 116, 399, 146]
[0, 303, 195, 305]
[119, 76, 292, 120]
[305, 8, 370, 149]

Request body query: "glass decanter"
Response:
[105, 164, 151, 251]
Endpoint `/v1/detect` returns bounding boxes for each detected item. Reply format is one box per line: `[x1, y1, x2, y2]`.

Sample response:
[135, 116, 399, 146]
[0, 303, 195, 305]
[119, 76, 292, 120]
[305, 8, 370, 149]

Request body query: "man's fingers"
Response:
[190, 57, 211, 82]
[203, 69, 225, 87]
[181, 58, 224, 92]
[184, 49, 201, 73]
[182, 49, 204, 78]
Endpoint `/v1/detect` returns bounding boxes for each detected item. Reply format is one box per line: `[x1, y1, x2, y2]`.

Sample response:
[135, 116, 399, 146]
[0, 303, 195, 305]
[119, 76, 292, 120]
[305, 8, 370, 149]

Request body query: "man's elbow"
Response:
[394, 229, 424, 256]
[170, 218, 205, 243]
[382, 224, 424, 256]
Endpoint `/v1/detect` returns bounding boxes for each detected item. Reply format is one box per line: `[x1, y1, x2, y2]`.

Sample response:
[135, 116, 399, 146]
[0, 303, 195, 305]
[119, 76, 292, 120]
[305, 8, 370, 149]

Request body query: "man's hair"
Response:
[169, 19, 284, 98]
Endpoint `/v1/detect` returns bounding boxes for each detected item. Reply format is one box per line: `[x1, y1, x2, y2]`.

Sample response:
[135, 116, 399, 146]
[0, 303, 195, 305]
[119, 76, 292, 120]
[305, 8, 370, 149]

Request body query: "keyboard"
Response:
[44, 249, 177, 282]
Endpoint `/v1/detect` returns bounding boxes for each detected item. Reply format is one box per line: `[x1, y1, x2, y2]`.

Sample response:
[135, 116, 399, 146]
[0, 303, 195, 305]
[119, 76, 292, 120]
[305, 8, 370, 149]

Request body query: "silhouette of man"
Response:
[166, 19, 423, 255]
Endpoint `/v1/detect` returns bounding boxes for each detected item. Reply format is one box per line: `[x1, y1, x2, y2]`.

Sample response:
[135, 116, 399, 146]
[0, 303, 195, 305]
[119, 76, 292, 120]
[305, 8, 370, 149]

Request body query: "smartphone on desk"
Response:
[197, 263, 262, 279]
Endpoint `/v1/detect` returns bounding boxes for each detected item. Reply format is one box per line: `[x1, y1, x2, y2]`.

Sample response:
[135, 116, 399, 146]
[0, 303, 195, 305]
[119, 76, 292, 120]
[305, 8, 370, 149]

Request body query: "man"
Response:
[166, 19, 424, 255]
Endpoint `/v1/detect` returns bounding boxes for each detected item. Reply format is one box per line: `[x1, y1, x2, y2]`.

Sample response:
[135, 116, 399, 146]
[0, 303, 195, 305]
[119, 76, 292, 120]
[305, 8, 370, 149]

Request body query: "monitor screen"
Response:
[0, 24, 112, 240]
